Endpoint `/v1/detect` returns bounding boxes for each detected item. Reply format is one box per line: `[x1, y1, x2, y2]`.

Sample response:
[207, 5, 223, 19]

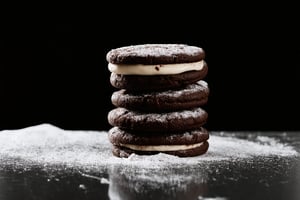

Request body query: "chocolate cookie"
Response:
[110, 62, 208, 91]
[111, 81, 209, 112]
[108, 127, 209, 157]
[106, 44, 210, 158]
[108, 107, 208, 132]
[106, 44, 205, 65]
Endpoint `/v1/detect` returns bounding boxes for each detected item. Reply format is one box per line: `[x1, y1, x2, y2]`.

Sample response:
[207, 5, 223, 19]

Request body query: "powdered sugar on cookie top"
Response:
[106, 44, 205, 64]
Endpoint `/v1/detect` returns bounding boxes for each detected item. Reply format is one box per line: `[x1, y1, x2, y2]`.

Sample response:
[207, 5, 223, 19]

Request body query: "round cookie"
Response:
[108, 127, 209, 157]
[110, 62, 208, 91]
[108, 107, 208, 132]
[111, 80, 209, 112]
[106, 44, 205, 65]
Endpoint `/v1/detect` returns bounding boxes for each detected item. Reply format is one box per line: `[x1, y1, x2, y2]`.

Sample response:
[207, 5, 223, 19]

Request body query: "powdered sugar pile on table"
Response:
[0, 124, 298, 171]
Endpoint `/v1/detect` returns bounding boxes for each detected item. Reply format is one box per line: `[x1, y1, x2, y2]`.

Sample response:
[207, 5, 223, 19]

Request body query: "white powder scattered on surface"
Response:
[0, 124, 298, 171]
[1, 124, 299, 200]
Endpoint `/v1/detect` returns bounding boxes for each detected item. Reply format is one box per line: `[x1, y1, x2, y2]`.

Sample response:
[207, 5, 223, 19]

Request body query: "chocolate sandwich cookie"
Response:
[107, 44, 207, 91]
[109, 63, 208, 91]
[111, 80, 209, 112]
[108, 127, 209, 157]
[108, 107, 208, 132]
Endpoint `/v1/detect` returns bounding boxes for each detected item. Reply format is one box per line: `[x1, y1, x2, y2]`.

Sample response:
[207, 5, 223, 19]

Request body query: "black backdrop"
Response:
[1, 5, 299, 131]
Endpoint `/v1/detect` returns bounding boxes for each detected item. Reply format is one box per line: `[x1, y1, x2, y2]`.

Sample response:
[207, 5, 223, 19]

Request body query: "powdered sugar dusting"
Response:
[106, 44, 203, 64]
[109, 107, 206, 121]
[0, 124, 298, 172]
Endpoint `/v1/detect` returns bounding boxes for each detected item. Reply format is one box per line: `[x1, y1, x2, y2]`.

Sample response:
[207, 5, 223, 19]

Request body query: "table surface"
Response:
[0, 125, 300, 200]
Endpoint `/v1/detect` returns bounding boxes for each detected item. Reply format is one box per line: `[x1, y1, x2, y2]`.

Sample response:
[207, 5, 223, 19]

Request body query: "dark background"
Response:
[1, 4, 299, 131]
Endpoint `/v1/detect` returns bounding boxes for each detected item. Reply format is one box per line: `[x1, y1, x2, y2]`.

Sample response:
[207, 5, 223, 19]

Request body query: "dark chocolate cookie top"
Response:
[108, 127, 209, 145]
[108, 107, 208, 132]
[106, 44, 205, 64]
[111, 80, 209, 112]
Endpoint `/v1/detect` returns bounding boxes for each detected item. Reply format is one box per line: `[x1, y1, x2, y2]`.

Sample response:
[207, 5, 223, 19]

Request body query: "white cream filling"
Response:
[120, 142, 203, 151]
[108, 60, 204, 75]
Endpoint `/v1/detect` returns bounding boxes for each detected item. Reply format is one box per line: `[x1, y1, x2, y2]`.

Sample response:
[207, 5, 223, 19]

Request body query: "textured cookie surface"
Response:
[110, 62, 208, 91]
[109, 126, 209, 157]
[108, 107, 208, 132]
[112, 81, 209, 112]
[108, 127, 209, 145]
[106, 44, 205, 65]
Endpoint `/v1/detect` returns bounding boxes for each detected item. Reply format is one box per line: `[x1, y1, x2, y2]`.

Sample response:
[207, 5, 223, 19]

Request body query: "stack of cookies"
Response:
[106, 44, 209, 158]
